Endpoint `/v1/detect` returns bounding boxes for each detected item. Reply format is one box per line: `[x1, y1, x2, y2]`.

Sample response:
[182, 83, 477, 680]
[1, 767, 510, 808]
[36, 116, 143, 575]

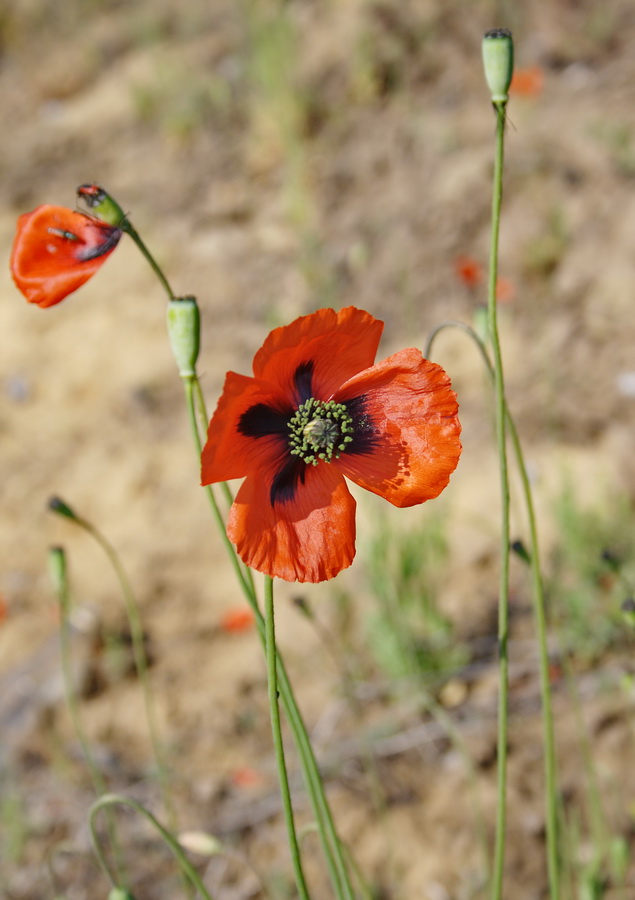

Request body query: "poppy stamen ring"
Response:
[288, 398, 354, 465]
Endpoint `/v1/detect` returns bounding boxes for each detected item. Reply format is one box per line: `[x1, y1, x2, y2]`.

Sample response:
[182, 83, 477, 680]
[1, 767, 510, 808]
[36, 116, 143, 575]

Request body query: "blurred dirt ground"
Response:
[2, 1, 635, 898]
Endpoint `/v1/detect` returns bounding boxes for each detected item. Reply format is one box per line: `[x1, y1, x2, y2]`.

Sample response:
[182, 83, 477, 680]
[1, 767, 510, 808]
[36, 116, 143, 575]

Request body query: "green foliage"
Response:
[0, 785, 28, 866]
[364, 512, 467, 680]
[132, 58, 233, 140]
[548, 485, 635, 661]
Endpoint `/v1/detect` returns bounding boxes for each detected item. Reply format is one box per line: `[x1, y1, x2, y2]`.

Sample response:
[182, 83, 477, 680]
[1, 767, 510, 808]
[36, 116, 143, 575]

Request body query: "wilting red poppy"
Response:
[10, 205, 122, 308]
[201, 307, 461, 583]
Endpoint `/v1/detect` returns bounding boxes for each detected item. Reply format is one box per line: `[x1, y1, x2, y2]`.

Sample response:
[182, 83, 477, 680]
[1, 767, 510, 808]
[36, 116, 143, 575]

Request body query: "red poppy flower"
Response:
[10, 205, 122, 308]
[201, 307, 461, 583]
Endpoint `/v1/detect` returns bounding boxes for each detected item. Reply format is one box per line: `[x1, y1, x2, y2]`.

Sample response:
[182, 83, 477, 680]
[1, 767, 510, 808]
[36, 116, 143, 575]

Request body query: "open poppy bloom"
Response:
[202, 307, 461, 583]
[10, 205, 122, 308]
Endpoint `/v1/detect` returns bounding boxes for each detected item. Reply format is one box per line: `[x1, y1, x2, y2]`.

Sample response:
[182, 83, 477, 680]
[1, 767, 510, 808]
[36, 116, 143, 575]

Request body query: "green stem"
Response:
[74, 519, 177, 839]
[264, 576, 311, 900]
[182, 376, 353, 899]
[192, 375, 241, 528]
[53, 551, 125, 885]
[121, 219, 176, 300]
[487, 99, 512, 900]
[426, 317, 560, 899]
[89, 793, 214, 900]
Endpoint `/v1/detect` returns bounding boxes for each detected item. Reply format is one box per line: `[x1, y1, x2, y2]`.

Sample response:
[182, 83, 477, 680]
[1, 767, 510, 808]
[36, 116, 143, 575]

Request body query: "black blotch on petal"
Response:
[239, 403, 289, 438]
[345, 395, 381, 455]
[293, 361, 314, 403]
[270, 457, 307, 505]
[76, 227, 122, 261]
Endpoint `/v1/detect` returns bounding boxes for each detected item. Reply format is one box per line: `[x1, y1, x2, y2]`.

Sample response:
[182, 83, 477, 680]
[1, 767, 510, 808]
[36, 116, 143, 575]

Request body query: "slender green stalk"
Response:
[426, 318, 560, 898]
[50, 509, 177, 838]
[89, 793, 214, 900]
[264, 576, 311, 900]
[51, 548, 125, 885]
[486, 99, 512, 900]
[513, 430, 560, 900]
[121, 219, 176, 300]
[195, 386, 235, 509]
[182, 376, 354, 900]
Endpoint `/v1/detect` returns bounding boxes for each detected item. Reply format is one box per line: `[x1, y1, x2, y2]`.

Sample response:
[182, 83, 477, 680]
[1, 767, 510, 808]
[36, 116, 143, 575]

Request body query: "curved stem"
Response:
[53, 551, 125, 884]
[264, 576, 311, 900]
[486, 100, 512, 900]
[89, 793, 214, 900]
[121, 219, 175, 300]
[77, 521, 177, 837]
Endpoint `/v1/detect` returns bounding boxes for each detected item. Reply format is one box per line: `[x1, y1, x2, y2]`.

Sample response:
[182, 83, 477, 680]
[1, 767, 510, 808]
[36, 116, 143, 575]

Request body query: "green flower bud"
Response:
[76, 184, 126, 227]
[167, 296, 200, 377]
[48, 496, 78, 521]
[107, 889, 136, 900]
[482, 28, 514, 103]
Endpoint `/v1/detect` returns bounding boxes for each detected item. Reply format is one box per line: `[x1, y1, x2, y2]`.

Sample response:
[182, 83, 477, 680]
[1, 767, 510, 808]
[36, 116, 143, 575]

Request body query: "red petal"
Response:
[252, 307, 383, 401]
[227, 462, 356, 583]
[10, 205, 121, 307]
[334, 349, 461, 507]
[201, 371, 289, 484]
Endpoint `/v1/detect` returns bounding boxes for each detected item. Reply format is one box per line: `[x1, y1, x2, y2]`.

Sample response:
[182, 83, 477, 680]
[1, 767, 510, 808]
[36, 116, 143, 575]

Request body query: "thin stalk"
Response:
[192, 375, 235, 511]
[264, 576, 311, 900]
[53, 550, 125, 885]
[77, 521, 177, 838]
[426, 317, 560, 898]
[89, 793, 214, 900]
[121, 219, 175, 300]
[183, 376, 255, 600]
[487, 99, 512, 900]
[182, 375, 354, 900]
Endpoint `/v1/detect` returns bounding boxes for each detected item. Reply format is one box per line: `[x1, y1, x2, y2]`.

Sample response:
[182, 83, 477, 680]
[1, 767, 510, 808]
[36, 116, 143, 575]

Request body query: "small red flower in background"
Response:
[201, 307, 461, 583]
[454, 255, 483, 289]
[10, 205, 121, 308]
[230, 767, 264, 789]
[495, 276, 516, 305]
[220, 606, 255, 633]
[510, 65, 544, 98]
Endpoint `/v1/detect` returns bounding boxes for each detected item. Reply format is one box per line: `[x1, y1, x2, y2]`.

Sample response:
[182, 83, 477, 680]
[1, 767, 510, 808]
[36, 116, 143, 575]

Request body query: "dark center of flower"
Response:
[288, 398, 354, 465]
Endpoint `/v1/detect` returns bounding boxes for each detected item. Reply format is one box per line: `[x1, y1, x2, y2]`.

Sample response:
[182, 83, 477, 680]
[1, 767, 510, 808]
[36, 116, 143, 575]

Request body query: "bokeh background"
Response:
[2, 1, 635, 897]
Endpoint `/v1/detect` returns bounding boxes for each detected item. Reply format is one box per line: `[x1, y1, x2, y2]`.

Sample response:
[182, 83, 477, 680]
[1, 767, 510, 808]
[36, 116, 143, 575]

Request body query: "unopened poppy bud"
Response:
[482, 28, 514, 103]
[77, 184, 125, 227]
[48, 496, 78, 521]
[167, 296, 200, 377]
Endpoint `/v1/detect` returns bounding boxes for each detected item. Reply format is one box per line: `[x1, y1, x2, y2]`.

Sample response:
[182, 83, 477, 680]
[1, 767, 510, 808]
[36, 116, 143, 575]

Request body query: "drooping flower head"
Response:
[10, 204, 122, 307]
[202, 307, 461, 583]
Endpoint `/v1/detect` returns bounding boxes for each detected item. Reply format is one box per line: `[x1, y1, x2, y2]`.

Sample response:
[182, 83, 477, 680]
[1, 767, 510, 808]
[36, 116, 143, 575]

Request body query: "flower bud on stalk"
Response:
[48, 496, 79, 521]
[77, 184, 126, 227]
[482, 28, 514, 104]
[167, 296, 201, 377]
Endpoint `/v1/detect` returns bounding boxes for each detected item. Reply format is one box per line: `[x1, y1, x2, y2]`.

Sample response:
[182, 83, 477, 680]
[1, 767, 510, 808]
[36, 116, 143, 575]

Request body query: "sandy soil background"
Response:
[1, 1, 635, 898]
